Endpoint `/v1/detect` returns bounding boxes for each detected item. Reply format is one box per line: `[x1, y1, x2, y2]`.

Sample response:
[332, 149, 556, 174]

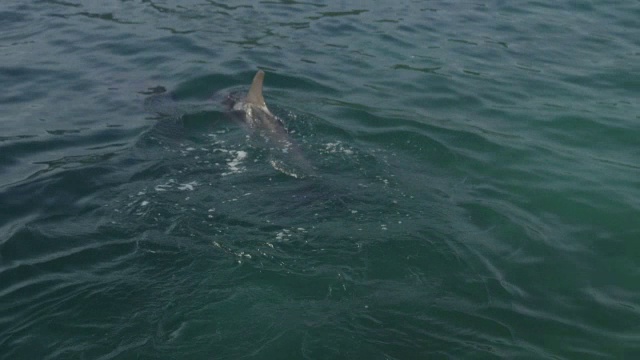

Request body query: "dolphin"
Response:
[144, 70, 314, 177]
[228, 71, 287, 138]
[225, 70, 314, 177]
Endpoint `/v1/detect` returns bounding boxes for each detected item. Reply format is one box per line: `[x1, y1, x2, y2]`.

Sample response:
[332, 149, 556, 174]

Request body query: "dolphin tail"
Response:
[246, 70, 267, 108]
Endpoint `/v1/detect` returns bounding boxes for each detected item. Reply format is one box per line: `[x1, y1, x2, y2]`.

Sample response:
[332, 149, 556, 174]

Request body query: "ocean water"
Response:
[1, 1, 639, 358]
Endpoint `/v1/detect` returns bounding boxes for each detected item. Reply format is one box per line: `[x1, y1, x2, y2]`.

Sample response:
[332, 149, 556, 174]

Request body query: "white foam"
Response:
[275, 229, 292, 241]
[155, 184, 172, 192]
[154, 179, 197, 192]
[324, 141, 354, 156]
[178, 181, 197, 191]
[222, 150, 248, 176]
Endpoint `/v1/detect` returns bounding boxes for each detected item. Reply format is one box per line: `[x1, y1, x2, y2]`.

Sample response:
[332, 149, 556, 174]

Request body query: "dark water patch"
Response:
[39, 0, 81, 8]
[0, 126, 142, 187]
[0, 10, 28, 26]
[0, 166, 108, 229]
[392, 64, 442, 74]
[0, 67, 75, 104]
[317, 9, 368, 18]
[0, 134, 38, 142]
[276, 20, 310, 30]
[75, 11, 140, 25]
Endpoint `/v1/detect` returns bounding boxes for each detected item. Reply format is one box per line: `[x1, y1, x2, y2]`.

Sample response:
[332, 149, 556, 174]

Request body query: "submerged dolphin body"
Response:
[226, 70, 313, 177]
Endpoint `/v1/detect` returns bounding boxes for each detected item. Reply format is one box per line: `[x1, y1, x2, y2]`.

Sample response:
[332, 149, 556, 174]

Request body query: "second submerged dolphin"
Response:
[225, 70, 313, 177]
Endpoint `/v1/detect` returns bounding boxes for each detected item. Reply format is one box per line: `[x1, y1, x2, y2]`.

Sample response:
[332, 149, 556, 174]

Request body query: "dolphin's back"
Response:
[233, 69, 315, 177]
[246, 70, 267, 109]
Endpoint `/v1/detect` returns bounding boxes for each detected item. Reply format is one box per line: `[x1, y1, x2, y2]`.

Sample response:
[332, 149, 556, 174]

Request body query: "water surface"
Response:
[1, 1, 639, 358]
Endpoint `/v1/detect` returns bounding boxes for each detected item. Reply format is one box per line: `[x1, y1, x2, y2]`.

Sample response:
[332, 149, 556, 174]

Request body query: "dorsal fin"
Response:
[246, 70, 266, 107]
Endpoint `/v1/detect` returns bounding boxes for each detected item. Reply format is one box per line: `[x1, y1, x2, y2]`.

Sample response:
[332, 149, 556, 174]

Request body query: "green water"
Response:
[1, 1, 639, 359]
